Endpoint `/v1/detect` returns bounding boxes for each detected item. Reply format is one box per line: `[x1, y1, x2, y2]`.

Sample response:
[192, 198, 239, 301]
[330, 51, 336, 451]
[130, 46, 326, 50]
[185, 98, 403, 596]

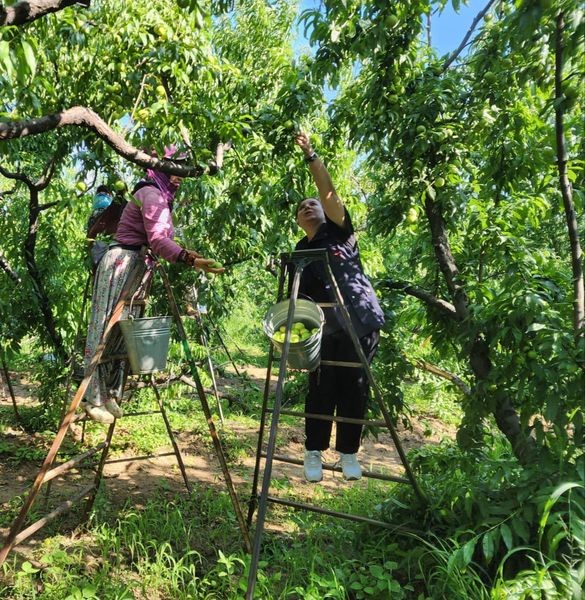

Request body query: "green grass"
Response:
[2, 314, 582, 599]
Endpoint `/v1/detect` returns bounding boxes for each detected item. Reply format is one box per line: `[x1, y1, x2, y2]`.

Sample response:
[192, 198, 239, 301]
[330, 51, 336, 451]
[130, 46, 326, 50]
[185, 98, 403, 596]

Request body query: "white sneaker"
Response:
[304, 450, 323, 483]
[105, 398, 123, 418]
[81, 401, 115, 424]
[339, 452, 362, 480]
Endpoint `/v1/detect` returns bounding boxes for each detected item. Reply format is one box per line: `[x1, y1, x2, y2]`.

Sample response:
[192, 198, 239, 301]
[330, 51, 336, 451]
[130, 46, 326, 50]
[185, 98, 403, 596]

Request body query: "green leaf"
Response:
[369, 564, 384, 578]
[461, 539, 476, 566]
[21, 39, 37, 78]
[526, 323, 547, 332]
[500, 522, 513, 550]
[21, 561, 39, 574]
[0, 40, 12, 80]
[512, 518, 530, 543]
[539, 482, 584, 534]
[482, 529, 495, 563]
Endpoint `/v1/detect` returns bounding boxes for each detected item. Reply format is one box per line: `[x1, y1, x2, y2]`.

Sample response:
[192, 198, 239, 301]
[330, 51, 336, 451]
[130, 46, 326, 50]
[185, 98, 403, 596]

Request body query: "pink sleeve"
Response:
[140, 188, 183, 263]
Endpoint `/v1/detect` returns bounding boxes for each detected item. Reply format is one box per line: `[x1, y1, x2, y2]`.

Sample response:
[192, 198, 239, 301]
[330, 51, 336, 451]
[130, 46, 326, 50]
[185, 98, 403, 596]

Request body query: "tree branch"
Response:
[441, 0, 498, 71]
[424, 192, 470, 320]
[414, 358, 471, 396]
[0, 164, 33, 188]
[0, 107, 226, 177]
[0, 0, 90, 27]
[384, 280, 458, 319]
[36, 152, 60, 190]
[554, 12, 584, 337]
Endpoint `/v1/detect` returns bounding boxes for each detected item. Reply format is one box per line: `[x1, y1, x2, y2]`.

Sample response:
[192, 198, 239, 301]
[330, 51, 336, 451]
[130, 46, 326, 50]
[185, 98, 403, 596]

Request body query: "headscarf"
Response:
[146, 145, 187, 204]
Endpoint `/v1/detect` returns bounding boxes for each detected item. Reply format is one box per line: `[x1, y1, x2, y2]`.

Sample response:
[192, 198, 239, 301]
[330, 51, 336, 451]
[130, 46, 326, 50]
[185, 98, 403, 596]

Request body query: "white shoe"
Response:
[339, 452, 362, 480]
[304, 450, 323, 483]
[105, 398, 123, 418]
[81, 401, 115, 424]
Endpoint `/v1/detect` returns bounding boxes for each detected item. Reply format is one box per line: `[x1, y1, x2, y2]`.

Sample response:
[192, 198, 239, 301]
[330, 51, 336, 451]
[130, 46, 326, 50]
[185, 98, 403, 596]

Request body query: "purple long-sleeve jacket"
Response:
[115, 184, 183, 263]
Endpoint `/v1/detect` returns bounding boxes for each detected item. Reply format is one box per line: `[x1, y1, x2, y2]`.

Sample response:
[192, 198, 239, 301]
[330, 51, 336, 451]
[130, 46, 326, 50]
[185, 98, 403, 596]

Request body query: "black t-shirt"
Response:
[292, 208, 385, 338]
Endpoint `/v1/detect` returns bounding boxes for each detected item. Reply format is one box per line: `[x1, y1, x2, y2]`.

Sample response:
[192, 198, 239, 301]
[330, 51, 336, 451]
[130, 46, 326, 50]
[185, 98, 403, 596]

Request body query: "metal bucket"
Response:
[263, 299, 325, 371]
[119, 316, 172, 374]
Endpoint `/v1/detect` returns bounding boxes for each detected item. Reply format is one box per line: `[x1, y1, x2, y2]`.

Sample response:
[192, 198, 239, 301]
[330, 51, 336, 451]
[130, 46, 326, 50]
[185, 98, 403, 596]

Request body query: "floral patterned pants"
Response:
[83, 247, 148, 406]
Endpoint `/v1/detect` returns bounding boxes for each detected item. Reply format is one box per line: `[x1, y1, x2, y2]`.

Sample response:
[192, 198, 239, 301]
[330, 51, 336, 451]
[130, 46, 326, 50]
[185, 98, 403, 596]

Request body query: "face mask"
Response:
[93, 193, 112, 211]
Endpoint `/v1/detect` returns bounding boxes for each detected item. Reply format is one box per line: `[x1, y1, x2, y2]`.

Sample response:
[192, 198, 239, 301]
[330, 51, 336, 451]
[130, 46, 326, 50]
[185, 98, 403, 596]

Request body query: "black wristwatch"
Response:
[305, 151, 318, 163]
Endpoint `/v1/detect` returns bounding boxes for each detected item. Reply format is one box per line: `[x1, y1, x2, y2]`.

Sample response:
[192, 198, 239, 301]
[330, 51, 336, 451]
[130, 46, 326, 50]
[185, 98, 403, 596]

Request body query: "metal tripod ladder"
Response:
[245, 249, 425, 598]
[0, 258, 251, 567]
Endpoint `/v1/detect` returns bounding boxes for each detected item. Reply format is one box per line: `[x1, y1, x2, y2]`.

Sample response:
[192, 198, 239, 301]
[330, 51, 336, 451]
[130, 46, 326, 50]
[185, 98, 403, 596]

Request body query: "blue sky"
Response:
[430, 1, 480, 56]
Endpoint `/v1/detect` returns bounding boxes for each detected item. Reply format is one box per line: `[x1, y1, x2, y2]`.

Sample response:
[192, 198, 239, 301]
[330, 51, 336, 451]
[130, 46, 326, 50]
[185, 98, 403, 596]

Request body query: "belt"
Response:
[109, 242, 144, 252]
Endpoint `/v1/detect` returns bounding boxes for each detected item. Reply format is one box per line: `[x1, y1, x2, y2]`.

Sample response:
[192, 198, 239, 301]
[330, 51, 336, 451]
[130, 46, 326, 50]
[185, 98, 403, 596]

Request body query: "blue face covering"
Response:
[93, 192, 112, 211]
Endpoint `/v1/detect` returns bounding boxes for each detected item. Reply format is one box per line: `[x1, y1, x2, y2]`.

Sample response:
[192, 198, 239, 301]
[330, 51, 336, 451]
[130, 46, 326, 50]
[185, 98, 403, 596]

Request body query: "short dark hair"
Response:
[96, 185, 111, 195]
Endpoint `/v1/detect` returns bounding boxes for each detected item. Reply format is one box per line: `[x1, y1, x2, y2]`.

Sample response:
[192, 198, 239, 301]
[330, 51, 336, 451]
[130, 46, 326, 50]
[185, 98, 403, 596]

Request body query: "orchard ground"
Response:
[0, 363, 456, 561]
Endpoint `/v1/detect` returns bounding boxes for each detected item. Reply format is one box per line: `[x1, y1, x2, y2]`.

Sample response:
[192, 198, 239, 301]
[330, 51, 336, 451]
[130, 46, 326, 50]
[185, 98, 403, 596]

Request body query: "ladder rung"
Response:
[123, 410, 162, 417]
[261, 453, 410, 484]
[12, 483, 96, 547]
[104, 451, 176, 465]
[319, 360, 362, 368]
[263, 495, 423, 534]
[265, 409, 387, 427]
[41, 443, 107, 484]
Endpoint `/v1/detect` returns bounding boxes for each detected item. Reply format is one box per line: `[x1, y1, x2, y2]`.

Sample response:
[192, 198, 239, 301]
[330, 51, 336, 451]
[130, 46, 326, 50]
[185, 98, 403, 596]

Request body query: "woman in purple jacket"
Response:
[81, 146, 225, 424]
[292, 132, 385, 483]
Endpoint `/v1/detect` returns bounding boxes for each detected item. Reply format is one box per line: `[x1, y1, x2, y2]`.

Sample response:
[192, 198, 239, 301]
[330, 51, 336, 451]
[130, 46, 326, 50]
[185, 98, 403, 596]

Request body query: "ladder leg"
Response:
[81, 419, 117, 521]
[246, 345, 275, 528]
[246, 261, 305, 600]
[198, 321, 224, 424]
[158, 264, 252, 553]
[149, 376, 192, 494]
[206, 314, 241, 377]
[246, 257, 288, 528]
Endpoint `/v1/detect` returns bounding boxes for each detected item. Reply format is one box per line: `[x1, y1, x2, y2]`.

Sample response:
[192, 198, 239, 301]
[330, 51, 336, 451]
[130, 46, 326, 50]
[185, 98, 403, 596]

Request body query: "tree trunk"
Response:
[24, 187, 66, 359]
[424, 191, 535, 463]
[554, 12, 584, 338]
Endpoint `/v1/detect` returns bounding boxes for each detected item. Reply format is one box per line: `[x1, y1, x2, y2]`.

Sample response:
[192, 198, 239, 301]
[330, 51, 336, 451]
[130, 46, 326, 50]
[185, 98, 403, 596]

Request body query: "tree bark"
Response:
[554, 12, 584, 338]
[423, 193, 469, 320]
[0, 162, 66, 359]
[441, 0, 498, 72]
[423, 191, 534, 463]
[0, 354, 21, 424]
[0, 107, 227, 177]
[384, 280, 458, 319]
[0, 0, 90, 27]
[24, 186, 66, 359]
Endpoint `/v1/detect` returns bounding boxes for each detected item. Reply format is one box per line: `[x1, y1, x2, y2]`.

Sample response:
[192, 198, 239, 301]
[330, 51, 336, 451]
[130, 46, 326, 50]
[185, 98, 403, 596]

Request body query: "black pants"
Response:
[305, 329, 380, 454]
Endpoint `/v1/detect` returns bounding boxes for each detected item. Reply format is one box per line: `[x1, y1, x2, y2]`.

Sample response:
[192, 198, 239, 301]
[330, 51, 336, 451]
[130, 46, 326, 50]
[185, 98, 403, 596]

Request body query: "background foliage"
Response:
[0, 0, 583, 597]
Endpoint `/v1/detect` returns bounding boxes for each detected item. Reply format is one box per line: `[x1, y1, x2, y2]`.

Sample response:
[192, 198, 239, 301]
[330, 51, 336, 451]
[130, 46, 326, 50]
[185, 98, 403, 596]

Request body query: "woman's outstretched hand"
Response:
[181, 249, 224, 273]
[294, 131, 313, 157]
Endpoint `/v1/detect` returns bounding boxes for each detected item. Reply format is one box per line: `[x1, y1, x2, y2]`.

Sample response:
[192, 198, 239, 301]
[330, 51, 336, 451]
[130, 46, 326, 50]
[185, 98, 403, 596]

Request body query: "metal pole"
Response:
[206, 313, 241, 377]
[246, 262, 287, 528]
[149, 375, 192, 494]
[158, 264, 251, 554]
[245, 260, 306, 600]
[198, 319, 225, 424]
